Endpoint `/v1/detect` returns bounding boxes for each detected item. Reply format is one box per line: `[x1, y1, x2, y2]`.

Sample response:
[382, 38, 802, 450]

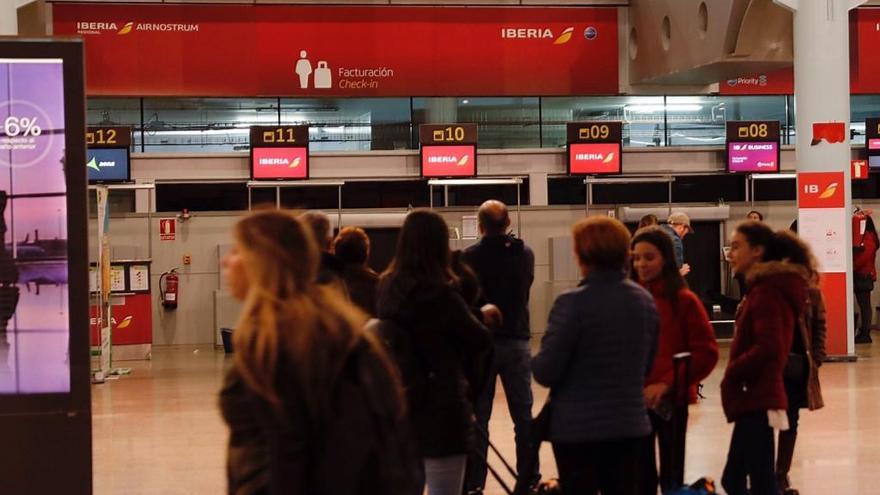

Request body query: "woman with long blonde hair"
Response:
[219, 210, 419, 495]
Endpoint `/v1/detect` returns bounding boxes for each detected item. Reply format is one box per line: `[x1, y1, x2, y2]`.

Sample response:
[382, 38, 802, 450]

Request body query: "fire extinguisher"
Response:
[159, 269, 179, 310]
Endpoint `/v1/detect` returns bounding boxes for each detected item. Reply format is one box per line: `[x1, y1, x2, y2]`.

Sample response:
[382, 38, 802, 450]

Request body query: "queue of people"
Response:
[218, 204, 830, 495]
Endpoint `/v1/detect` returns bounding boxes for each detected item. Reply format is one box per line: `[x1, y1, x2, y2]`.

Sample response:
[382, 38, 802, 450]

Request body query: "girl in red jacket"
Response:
[631, 226, 719, 494]
[723, 221, 809, 495]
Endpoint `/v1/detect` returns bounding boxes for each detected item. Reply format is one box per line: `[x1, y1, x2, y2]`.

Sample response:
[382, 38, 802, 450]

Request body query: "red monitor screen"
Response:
[251, 147, 309, 180]
[567, 142, 621, 175]
[421, 144, 476, 178]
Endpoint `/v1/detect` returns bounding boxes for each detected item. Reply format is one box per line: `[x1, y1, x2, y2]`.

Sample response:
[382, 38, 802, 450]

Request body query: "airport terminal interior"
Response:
[4, 0, 880, 494]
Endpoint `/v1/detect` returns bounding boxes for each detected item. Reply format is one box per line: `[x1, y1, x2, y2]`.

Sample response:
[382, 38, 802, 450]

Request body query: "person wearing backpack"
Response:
[218, 210, 420, 495]
[631, 227, 719, 494]
[376, 209, 494, 495]
[767, 230, 826, 495]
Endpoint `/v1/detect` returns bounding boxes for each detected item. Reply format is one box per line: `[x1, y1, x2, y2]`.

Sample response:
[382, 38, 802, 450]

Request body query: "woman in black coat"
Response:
[377, 209, 494, 495]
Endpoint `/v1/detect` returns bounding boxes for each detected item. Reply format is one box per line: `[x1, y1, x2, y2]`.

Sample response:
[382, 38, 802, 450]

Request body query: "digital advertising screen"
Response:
[251, 147, 309, 180]
[250, 125, 309, 180]
[568, 142, 622, 175]
[0, 58, 72, 394]
[566, 121, 623, 176]
[725, 121, 781, 174]
[866, 119, 880, 169]
[87, 147, 130, 183]
[420, 144, 477, 178]
[727, 142, 780, 173]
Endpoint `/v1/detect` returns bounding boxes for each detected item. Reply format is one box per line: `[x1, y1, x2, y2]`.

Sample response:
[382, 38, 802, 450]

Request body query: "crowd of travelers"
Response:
[218, 202, 836, 495]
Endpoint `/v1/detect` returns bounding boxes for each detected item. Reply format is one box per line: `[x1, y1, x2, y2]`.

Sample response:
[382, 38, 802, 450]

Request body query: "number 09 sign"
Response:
[566, 121, 623, 175]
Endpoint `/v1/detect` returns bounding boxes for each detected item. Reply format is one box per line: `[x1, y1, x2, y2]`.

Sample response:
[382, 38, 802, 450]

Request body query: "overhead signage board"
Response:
[725, 121, 781, 174]
[249, 125, 309, 180]
[566, 121, 623, 175]
[87, 126, 131, 183]
[419, 124, 477, 178]
[52, 4, 619, 97]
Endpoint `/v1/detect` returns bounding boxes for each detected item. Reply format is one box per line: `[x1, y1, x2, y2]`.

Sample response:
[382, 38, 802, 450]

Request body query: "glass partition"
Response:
[542, 96, 667, 148]
[413, 97, 540, 149]
[280, 98, 411, 151]
[142, 98, 279, 153]
[666, 96, 786, 147]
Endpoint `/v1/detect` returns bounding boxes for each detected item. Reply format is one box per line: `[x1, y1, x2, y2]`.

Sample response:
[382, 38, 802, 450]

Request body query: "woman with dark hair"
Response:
[747, 211, 764, 222]
[631, 227, 719, 494]
[332, 226, 379, 315]
[639, 214, 659, 230]
[765, 230, 826, 495]
[376, 209, 493, 495]
[854, 211, 878, 344]
[722, 221, 809, 495]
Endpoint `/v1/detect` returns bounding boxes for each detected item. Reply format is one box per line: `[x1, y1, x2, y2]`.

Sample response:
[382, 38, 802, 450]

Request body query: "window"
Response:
[142, 98, 279, 153]
[281, 98, 412, 151]
[413, 98, 540, 149]
[666, 96, 786, 147]
[850, 95, 880, 146]
[542, 96, 667, 148]
[85, 98, 143, 152]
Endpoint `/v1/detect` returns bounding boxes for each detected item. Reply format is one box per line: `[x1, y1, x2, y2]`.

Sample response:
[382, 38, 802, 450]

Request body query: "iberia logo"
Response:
[118, 22, 134, 35]
[501, 26, 579, 45]
[90, 315, 134, 330]
[798, 172, 845, 209]
[257, 156, 301, 168]
[554, 27, 575, 45]
[427, 154, 469, 166]
[818, 182, 838, 199]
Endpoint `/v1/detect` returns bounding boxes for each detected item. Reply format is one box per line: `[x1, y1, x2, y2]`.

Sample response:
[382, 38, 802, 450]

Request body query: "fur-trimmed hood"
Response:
[745, 260, 809, 315]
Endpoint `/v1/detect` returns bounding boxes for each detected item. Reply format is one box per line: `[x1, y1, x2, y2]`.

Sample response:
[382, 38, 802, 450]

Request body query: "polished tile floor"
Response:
[93, 340, 880, 494]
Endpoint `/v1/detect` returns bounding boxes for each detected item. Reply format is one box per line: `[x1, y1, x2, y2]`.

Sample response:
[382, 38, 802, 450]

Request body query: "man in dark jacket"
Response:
[662, 212, 693, 277]
[462, 200, 538, 493]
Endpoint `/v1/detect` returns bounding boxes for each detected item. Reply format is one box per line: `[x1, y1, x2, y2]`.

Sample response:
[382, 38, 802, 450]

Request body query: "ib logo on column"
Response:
[295, 50, 332, 89]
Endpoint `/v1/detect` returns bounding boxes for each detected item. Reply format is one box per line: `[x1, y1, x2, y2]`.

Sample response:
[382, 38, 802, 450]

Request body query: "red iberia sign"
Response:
[421, 145, 476, 178]
[568, 142, 621, 175]
[252, 147, 309, 180]
[52, 4, 619, 97]
[798, 172, 845, 209]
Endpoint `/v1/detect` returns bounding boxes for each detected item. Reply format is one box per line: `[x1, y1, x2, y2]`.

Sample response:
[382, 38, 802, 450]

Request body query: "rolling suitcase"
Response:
[473, 425, 560, 495]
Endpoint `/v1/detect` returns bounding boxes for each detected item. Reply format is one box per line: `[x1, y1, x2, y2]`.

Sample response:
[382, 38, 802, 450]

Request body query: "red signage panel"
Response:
[798, 171, 845, 209]
[421, 145, 476, 178]
[852, 160, 869, 180]
[568, 142, 621, 175]
[159, 218, 176, 241]
[251, 147, 309, 180]
[52, 4, 619, 97]
[90, 294, 153, 346]
[719, 8, 880, 95]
